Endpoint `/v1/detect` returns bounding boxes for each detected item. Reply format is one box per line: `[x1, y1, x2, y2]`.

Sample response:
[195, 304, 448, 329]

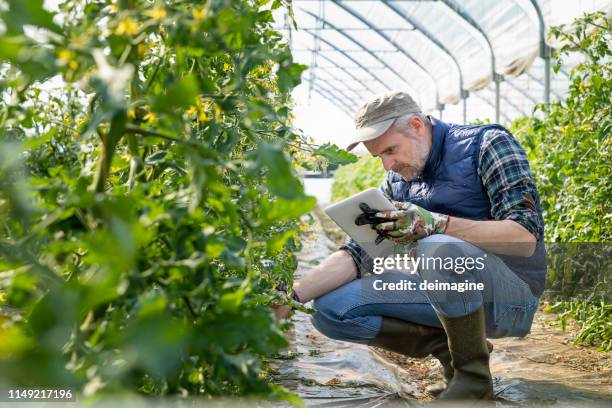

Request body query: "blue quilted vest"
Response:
[384, 117, 506, 219]
[383, 117, 547, 296]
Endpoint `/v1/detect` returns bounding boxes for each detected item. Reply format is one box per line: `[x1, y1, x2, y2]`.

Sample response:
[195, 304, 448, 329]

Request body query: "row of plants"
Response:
[0, 0, 354, 402]
[510, 12, 610, 351]
[331, 12, 610, 350]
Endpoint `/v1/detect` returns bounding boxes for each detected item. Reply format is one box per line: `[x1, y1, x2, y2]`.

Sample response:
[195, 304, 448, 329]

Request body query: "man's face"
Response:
[364, 116, 432, 181]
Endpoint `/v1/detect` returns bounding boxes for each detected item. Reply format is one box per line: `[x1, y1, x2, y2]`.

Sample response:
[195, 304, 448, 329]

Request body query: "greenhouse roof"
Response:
[275, 0, 612, 125]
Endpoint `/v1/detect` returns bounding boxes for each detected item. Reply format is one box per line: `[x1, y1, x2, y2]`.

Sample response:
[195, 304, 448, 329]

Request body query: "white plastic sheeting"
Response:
[276, 0, 612, 124]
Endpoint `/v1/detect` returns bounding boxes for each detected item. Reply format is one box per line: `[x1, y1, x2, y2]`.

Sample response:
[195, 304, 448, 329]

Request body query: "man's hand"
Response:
[272, 304, 292, 321]
[373, 201, 449, 243]
[355, 202, 392, 244]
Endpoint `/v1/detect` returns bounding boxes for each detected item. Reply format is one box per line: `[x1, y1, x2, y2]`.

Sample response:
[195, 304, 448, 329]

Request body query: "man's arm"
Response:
[444, 217, 536, 256]
[459, 127, 544, 256]
[274, 177, 392, 319]
[293, 250, 357, 303]
[273, 250, 357, 320]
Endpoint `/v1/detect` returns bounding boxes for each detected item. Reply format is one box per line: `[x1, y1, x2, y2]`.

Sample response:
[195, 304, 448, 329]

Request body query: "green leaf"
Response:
[257, 143, 305, 199]
[276, 60, 307, 95]
[218, 289, 246, 313]
[266, 230, 296, 253]
[155, 74, 200, 112]
[260, 196, 316, 225]
[313, 143, 358, 165]
[2, 0, 62, 35]
[137, 290, 167, 319]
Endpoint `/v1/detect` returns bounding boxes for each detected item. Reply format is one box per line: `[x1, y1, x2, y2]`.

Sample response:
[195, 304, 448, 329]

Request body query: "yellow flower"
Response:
[258, 65, 270, 75]
[0, 291, 6, 302]
[214, 104, 222, 121]
[197, 112, 210, 122]
[223, 62, 231, 71]
[192, 8, 207, 22]
[58, 49, 72, 61]
[115, 17, 139, 36]
[58, 49, 78, 70]
[138, 42, 152, 56]
[143, 112, 158, 123]
[145, 6, 167, 21]
[76, 117, 85, 126]
[127, 108, 136, 119]
[186, 105, 198, 116]
[109, 4, 118, 13]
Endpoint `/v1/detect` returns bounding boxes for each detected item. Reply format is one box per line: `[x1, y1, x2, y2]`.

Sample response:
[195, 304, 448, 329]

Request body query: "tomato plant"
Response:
[510, 12, 611, 350]
[0, 0, 352, 401]
[510, 12, 610, 243]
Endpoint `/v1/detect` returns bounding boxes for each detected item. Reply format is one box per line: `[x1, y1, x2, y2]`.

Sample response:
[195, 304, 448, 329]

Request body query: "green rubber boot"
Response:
[436, 305, 494, 400]
[367, 317, 453, 394]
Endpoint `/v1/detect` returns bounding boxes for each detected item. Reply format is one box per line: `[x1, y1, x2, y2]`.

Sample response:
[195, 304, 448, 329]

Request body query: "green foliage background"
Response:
[331, 155, 385, 202]
[0, 0, 353, 401]
[509, 13, 611, 351]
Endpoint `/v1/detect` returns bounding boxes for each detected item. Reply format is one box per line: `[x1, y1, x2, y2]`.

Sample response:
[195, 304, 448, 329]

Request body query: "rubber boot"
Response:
[367, 317, 453, 394]
[425, 339, 493, 396]
[436, 305, 494, 400]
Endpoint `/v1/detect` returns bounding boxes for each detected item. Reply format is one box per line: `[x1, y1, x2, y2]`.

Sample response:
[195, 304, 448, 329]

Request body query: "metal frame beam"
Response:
[292, 48, 412, 54]
[524, 70, 563, 100]
[300, 8, 422, 104]
[312, 86, 355, 118]
[330, 0, 440, 109]
[439, 0, 501, 122]
[469, 93, 512, 123]
[316, 80, 361, 113]
[481, 86, 527, 117]
[302, 28, 392, 92]
[503, 78, 539, 105]
[529, 0, 551, 106]
[382, 0, 467, 123]
[311, 51, 379, 94]
[313, 68, 369, 103]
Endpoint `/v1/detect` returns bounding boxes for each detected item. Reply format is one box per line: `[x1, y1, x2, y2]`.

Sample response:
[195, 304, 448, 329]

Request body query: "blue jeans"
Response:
[311, 234, 540, 344]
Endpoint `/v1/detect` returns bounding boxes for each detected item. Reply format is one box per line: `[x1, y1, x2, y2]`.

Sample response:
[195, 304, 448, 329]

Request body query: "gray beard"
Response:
[394, 163, 424, 181]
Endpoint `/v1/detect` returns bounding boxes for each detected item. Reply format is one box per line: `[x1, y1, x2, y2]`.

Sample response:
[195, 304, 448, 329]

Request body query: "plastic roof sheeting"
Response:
[276, 0, 612, 124]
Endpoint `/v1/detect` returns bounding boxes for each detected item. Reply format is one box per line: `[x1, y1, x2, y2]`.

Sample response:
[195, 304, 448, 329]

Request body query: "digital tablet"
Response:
[324, 187, 401, 260]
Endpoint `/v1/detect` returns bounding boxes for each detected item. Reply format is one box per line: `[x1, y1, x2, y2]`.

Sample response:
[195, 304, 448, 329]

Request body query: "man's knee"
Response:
[416, 234, 465, 257]
[310, 293, 343, 339]
[310, 291, 378, 343]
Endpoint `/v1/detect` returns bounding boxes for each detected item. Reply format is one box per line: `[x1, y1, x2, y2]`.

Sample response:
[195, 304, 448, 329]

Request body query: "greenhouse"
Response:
[279, 0, 610, 125]
[0, 1, 610, 407]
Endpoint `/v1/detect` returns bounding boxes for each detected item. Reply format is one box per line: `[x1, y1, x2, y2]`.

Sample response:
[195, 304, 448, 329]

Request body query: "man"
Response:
[275, 92, 546, 400]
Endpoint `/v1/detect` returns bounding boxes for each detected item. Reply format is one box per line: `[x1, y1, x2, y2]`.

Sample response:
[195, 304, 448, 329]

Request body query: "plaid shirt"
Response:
[341, 127, 545, 279]
[476, 128, 544, 242]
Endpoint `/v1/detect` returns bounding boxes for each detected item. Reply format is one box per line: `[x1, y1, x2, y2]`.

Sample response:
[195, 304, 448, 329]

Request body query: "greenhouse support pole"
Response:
[327, 1, 441, 110]
[441, 0, 510, 122]
[301, 7, 424, 105]
[544, 55, 550, 105]
[439, 104, 444, 120]
[529, 0, 550, 106]
[382, 1, 466, 125]
[302, 29, 391, 92]
[461, 89, 469, 124]
[495, 73, 501, 123]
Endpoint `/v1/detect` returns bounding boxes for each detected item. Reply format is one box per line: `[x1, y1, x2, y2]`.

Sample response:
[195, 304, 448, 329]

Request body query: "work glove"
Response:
[354, 202, 391, 245]
[359, 201, 449, 244]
